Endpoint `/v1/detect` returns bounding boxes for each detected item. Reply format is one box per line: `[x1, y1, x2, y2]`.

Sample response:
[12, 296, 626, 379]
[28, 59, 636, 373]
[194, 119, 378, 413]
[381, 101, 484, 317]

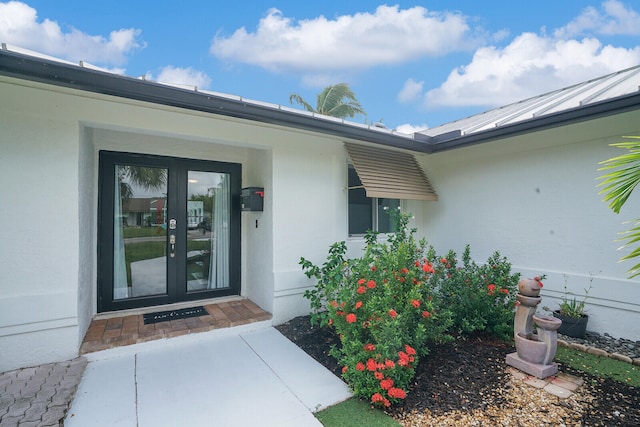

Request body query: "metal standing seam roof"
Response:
[420, 65, 640, 140]
[2, 44, 640, 154]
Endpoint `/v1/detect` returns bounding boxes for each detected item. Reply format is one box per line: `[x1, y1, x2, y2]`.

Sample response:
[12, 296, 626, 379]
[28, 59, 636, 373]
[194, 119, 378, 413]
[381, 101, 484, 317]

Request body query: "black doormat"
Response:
[143, 306, 207, 324]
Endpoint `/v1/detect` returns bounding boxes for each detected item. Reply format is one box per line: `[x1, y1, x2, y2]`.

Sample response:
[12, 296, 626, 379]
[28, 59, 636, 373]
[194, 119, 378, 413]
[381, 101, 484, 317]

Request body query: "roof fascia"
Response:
[0, 50, 429, 153]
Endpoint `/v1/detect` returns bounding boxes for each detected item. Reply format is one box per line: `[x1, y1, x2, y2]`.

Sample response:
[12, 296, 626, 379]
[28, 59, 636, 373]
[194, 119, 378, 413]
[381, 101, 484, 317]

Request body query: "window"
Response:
[348, 165, 400, 236]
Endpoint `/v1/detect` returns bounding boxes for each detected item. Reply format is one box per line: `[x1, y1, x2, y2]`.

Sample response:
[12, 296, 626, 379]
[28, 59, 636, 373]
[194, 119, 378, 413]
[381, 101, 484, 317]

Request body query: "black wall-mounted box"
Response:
[241, 187, 264, 211]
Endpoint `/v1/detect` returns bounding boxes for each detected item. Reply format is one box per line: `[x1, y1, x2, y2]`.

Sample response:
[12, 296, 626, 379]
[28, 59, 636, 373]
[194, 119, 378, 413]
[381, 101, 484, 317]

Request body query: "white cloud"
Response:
[0, 1, 144, 66]
[151, 66, 212, 90]
[424, 27, 640, 108]
[397, 78, 424, 103]
[555, 0, 640, 38]
[210, 5, 477, 76]
[395, 123, 429, 134]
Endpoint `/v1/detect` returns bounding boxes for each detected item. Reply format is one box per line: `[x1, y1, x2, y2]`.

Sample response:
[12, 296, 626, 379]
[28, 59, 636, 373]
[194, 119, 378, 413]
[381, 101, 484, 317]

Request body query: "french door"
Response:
[98, 151, 241, 312]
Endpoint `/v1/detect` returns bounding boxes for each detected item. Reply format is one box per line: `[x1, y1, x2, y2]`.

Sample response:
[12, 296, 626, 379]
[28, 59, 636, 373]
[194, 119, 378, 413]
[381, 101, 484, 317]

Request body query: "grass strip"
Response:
[555, 346, 640, 386]
[315, 398, 400, 427]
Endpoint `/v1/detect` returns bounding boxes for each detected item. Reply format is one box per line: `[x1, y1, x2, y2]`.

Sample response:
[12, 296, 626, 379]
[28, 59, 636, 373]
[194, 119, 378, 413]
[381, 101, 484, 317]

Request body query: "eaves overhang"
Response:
[0, 49, 429, 153]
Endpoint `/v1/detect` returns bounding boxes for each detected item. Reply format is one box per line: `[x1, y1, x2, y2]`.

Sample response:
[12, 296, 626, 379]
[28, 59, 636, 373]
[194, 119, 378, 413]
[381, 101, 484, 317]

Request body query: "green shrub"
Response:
[301, 210, 519, 407]
[302, 211, 451, 407]
[432, 246, 520, 341]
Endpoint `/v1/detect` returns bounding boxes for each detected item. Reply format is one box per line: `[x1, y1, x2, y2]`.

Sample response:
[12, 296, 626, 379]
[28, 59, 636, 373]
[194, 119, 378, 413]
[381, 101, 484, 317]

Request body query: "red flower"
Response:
[487, 284, 496, 295]
[515, 300, 521, 307]
[367, 280, 377, 289]
[357, 286, 366, 294]
[440, 258, 448, 264]
[422, 263, 434, 273]
[374, 371, 384, 380]
[329, 300, 338, 307]
[380, 378, 394, 390]
[404, 344, 417, 355]
[371, 393, 385, 404]
[357, 278, 366, 285]
[411, 299, 421, 308]
[342, 366, 348, 374]
[346, 313, 357, 323]
[398, 351, 410, 366]
[499, 288, 509, 294]
[356, 362, 365, 371]
[384, 359, 395, 369]
[414, 260, 421, 267]
[328, 318, 333, 326]
[371, 265, 377, 271]
[366, 358, 378, 372]
[388, 387, 407, 399]
[400, 267, 409, 274]
[355, 301, 363, 309]
[422, 310, 431, 318]
[388, 309, 397, 318]
[364, 343, 376, 352]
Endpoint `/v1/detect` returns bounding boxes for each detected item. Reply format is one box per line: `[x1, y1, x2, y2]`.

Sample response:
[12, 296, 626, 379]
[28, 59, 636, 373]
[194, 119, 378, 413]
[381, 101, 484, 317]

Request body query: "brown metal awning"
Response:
[345, 143, 438, 201]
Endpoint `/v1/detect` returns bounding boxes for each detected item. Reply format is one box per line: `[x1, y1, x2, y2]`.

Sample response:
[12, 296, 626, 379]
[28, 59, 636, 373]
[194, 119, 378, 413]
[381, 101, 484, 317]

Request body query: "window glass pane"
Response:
[186, 171, 231, 291]
[114, 164, 168, 300]
[348, 166, 372, 235]
[378, 198, 400, 233]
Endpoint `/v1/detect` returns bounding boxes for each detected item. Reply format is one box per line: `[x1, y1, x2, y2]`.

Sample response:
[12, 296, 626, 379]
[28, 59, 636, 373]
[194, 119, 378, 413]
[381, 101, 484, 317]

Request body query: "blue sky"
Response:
[1, 1, 639, 132]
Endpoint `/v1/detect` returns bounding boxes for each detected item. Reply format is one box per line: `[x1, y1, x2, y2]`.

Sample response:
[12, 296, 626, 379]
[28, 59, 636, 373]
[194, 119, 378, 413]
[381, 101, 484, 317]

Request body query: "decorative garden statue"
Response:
[506, 277, 562, 378]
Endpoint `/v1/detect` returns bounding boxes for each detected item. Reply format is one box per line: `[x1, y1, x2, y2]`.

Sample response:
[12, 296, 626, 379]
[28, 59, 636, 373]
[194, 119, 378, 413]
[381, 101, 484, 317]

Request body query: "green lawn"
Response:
[123, 226, 166, 238]
[555, 346, 640, 386]
[315, 399, 400, 427]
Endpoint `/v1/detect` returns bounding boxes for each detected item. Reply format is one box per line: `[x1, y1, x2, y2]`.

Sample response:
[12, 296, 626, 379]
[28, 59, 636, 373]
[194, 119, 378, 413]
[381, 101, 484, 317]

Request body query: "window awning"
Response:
[345, 143, 438, 201]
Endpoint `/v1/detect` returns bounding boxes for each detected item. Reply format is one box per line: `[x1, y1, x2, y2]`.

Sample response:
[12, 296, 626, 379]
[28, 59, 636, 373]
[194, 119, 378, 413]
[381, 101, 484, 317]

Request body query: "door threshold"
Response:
[94, 295, 244, 320]
[81, 298, 271, 354]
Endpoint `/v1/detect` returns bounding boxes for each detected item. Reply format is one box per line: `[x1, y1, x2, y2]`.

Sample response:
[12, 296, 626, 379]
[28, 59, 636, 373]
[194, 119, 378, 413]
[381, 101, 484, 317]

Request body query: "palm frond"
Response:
[288, 94, 316, 113]
[597, 137, 640, 213]
[316, 83, 366, 119]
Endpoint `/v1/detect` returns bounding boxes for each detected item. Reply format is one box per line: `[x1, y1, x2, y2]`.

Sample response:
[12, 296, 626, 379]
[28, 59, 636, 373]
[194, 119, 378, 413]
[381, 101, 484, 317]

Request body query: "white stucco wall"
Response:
[0, 90, 81, 371]
[417, 112, 640, 340]
[3, 72, 640, 373]
[0, 75, 357, 370]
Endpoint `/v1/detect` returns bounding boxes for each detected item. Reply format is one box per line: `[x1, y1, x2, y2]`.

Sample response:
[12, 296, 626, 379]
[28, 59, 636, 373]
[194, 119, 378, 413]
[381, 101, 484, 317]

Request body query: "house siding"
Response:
[416, 112, 640, 340]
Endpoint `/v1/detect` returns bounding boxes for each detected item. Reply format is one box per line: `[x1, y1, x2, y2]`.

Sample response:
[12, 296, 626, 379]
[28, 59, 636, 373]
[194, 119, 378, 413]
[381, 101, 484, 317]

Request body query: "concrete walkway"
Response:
[65, 324, 351, 426]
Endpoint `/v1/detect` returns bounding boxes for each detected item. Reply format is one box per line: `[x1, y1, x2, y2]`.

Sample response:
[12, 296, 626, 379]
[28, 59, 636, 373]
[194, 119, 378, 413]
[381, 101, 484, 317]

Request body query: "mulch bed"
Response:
[276, 315, 640, 426]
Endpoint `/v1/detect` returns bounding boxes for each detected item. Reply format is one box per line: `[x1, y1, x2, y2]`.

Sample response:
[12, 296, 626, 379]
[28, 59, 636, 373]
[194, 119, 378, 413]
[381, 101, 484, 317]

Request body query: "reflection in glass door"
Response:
[186, 171, 231, 291]
[113, 164, 168, 300]
[98, 152, 241, 312]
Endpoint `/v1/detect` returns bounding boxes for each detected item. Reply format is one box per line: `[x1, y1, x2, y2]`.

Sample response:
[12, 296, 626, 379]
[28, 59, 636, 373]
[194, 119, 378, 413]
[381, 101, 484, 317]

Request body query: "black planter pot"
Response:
[552, 310, 588, 338]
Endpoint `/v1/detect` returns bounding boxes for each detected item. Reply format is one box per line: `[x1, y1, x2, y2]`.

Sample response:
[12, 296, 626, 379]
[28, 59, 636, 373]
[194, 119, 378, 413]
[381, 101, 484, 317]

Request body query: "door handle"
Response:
[169, 234, 176, 258]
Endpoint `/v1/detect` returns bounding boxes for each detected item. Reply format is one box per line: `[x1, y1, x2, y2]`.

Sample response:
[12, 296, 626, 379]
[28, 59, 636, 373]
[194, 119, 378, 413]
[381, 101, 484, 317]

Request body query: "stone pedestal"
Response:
[505, 352, 558, 379]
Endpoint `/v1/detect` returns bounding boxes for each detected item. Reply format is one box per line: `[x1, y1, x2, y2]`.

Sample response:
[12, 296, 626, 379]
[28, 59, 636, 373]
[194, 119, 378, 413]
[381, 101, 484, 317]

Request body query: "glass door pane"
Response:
[186, 171, 231, 291]
[113, 164, 168, 299]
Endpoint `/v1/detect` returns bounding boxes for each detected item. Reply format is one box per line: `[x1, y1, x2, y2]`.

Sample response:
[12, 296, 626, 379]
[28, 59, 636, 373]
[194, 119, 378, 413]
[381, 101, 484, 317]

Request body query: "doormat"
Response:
[143, 306, 208, 324]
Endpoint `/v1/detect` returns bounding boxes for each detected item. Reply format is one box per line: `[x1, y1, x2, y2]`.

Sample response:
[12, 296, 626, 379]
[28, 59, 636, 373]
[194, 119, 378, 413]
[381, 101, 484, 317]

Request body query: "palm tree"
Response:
[289, 83, 367, 120]
[598, 136, 640, 278]
[119, 166, 167, 202]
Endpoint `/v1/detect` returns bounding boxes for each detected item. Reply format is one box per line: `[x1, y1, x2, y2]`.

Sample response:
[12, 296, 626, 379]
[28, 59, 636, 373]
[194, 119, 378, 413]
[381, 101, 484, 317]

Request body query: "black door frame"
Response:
[97, 151, 242, 312]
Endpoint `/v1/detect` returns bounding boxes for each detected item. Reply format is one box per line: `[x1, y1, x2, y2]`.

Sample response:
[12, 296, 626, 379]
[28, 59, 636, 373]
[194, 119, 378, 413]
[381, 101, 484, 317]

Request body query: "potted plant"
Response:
[551, 274, 595, 338]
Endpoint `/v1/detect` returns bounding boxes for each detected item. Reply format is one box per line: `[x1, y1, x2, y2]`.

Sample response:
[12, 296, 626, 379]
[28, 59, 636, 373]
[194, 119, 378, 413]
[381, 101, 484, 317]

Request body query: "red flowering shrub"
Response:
[301, 211, 452, 407]
[301, 211, 519, 407]
[435, 245, 520, 341]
